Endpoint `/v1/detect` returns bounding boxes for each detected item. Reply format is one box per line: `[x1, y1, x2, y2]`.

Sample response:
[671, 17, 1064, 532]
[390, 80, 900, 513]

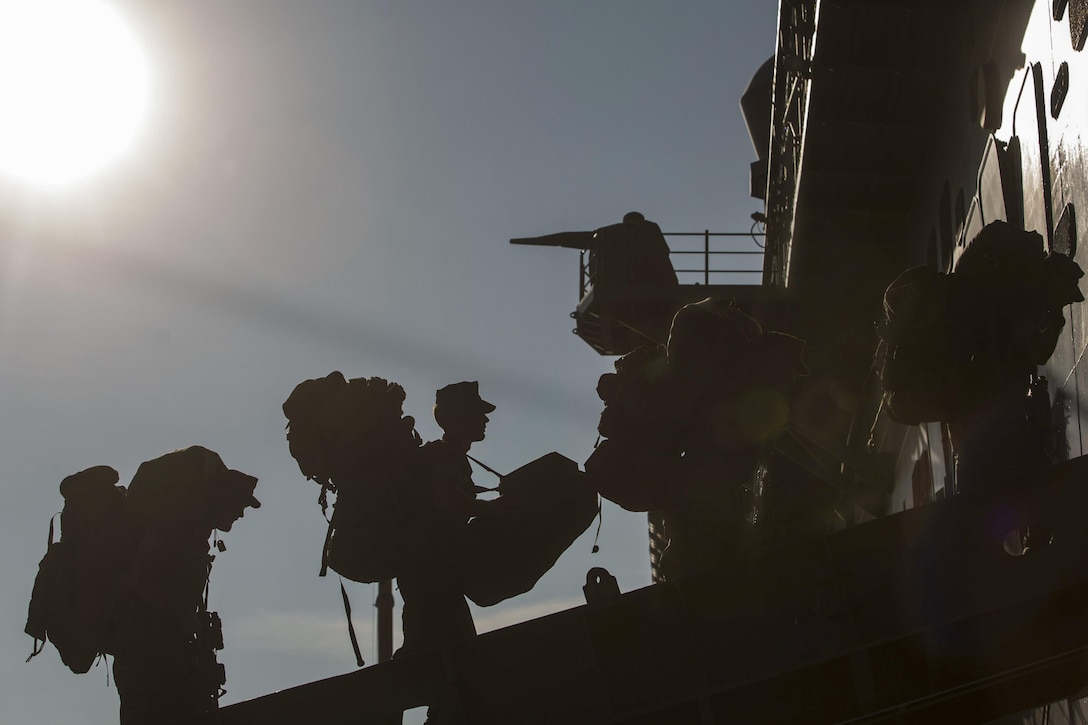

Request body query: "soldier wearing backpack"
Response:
[26, 448, 259, 725]
[946, 223, 1083, 497]
[395, 382, 508, 660]
[878, 221, 1084, 506]
[113, 446, 260, 725]
[281, 374, 592, 720]
[388, 382, 517, 724]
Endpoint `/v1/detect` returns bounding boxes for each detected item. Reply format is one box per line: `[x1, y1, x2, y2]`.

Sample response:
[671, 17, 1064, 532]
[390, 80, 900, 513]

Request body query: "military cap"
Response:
[435, 381, 495, 413]
[219, 468, 261, 509]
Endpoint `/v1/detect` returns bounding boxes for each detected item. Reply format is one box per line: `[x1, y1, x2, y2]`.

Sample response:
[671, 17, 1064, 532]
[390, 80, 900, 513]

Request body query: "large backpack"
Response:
[586, 344, 684, 512]
[25, 466, 139, 673]
[462, 452, 598, 606]
[283, 372, 426, 583]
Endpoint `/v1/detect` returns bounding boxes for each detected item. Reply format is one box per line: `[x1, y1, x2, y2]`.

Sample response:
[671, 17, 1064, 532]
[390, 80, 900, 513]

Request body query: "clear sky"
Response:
[1, 2, 775, 722]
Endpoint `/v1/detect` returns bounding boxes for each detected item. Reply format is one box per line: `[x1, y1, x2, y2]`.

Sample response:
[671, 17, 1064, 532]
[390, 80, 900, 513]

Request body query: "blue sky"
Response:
[1, 2, 775, 722]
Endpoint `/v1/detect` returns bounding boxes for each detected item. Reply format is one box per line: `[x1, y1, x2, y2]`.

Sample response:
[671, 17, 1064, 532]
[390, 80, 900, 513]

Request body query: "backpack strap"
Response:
[317, 480, 332, 522]
[26, 513, 61, 663]
[46, 512, 58, 549]
[591, 496, 603, 554]
[25, 638, 45, 663]
[339, 578, 365, 668]
[319, 517, 334, 577]
[466, 454, 502, 492]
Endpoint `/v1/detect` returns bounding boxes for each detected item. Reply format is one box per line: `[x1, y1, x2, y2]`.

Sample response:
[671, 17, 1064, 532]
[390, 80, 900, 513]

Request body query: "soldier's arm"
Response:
[432, 464, 491, 518]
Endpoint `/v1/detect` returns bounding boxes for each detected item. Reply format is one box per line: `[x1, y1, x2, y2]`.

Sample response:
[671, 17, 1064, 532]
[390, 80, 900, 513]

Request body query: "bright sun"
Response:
[0, 0, 149, 186]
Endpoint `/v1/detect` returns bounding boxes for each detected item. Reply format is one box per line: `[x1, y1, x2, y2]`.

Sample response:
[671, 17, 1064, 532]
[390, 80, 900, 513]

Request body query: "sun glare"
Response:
[0, 0, 150, 186]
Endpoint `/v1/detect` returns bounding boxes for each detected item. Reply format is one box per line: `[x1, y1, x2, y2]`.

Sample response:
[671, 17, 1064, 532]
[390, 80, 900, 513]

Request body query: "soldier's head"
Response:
[208, 468, 261, 532]
[433, 381, 495, 445]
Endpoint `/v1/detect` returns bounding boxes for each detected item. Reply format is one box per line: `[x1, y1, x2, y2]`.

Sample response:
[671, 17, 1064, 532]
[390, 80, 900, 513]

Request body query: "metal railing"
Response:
[667, 230, 766, 285]
[578, 230, 766, 298]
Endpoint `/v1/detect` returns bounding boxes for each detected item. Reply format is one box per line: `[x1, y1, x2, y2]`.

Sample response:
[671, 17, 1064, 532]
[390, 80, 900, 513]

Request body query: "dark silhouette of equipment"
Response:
[512, 211, 770, 355]
[282, 372, 425, 668]
[25, 466, 137, 674]
[461, 452, 596, 607]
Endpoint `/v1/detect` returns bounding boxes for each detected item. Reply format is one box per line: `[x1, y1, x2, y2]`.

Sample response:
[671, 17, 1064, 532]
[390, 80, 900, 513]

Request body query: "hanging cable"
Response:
[750, 218, 766, 249]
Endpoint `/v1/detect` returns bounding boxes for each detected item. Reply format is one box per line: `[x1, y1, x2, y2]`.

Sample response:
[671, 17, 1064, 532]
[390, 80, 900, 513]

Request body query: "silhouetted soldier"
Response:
[948, 223, 1083, 496]
[878, 222, 1083, 549]
[393, 382, 513, 724]
[112, 446, 260, 725]
[589, 211, 679, 292]
[395, 382, 504, 661]
[620, 210, 679, 288]
[585, 298, 810, 579]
